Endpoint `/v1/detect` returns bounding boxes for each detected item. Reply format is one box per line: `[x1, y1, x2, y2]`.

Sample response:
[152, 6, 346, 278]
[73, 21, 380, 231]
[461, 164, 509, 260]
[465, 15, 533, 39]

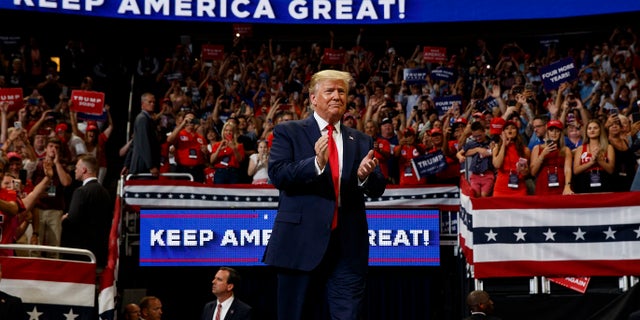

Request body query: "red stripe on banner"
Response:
[98, 193, 122, 318]
[0, 257, 95, 284]
[473, 259, 640, 278]
[367, 214, 440, 219]
[140, 258, 260, 263]
[139, 214, 259, 219]
[100, 194, 121, 291]
[471, 191, 640, 210]
[369, 258, 440, 263]
[125, 180, 276, 188]
[458, 236, 474, 264]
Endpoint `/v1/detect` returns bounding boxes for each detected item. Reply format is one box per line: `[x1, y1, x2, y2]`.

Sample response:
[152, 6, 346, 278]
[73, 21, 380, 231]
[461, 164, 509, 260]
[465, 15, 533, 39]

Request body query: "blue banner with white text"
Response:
[2, 0, 639, 24]
[139, 208, 440, 267]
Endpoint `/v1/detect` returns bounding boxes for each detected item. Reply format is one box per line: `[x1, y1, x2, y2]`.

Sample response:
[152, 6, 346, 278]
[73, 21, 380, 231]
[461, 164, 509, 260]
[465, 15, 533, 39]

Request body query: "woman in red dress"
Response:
[491, 120, 530, 197]
[530, 120, 574, 195]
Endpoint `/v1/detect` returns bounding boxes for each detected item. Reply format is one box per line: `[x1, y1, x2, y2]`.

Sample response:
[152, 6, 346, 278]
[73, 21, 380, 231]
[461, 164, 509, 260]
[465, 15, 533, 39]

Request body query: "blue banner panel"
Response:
[1, 1, 639, 24]
[140, 208, 440, 266]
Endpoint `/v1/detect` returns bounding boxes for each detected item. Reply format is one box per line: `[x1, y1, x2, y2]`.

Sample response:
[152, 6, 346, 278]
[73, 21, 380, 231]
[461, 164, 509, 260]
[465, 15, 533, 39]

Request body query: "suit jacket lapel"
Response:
[303, 116, 321, 143]
[340, 125, 356, 184]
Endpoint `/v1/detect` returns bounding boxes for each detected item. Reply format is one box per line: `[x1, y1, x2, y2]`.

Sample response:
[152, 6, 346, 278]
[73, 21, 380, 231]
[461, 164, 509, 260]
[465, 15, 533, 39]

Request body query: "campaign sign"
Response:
[322, 48, 346, 65]
[548, 276, 591, 293]
[403, 68, 428, 85]
[70, 90, 105, 115]
[0, 88, 24, 111]
[434, 95, 463, 117]
[77, 110, 107, 122]
[412, 150, 448, 180]
[430, 67, 457, 82]
[232, 24, 253, 37]
[140, 208, 440, 267]
[423, 46, 447, 63]
[540, 57, 577, 92]
[201, 44, 225, 61]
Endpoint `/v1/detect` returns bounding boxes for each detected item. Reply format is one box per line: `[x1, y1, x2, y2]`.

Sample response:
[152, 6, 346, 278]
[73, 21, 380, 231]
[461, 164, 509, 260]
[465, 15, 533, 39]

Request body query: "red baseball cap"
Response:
[429, 128, 443, 135]
[489, 117, 506, 135]
[7, 152, 21, 161]
[55, 123, 68, 134]
[547, 120, 564, 130]
[402, 127, 416, 136]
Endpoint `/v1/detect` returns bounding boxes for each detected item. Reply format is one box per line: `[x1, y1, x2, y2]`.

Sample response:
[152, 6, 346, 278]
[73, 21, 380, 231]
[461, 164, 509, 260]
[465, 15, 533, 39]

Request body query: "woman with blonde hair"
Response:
[572, 119, 615, 193]
[209, 121, 245, 184]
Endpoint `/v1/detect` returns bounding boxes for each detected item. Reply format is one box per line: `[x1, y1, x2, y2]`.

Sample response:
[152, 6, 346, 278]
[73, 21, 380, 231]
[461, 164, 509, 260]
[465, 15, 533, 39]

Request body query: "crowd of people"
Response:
[0, 24, 638, 261]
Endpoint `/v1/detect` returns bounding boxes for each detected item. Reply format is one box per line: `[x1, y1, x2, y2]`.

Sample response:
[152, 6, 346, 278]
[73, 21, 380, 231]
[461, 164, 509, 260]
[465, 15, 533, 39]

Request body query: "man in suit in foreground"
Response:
[61, 154, 113, 269]
[263, 69, 386, 320]
[463, 290, 502, 320]
[200, 267, 252, 320]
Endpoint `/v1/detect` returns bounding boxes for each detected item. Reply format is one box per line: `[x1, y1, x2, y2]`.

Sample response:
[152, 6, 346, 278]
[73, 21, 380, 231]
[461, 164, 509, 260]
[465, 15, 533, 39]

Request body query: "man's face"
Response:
[380, 123, 393, 137]
[237, 118, 247, 130]
[533, 119, 546, 137]
[46, 142, 60, 158]
[125, 305, 141, 320]
[211, 270, 232, 297]
[74, 160, 86, 181]
[142, 97, 156, 113]
[471, 129, 486, 143]
[311, 79, 347, 124]
[34, 135, 46, 150]
[142, 299, 162, 320]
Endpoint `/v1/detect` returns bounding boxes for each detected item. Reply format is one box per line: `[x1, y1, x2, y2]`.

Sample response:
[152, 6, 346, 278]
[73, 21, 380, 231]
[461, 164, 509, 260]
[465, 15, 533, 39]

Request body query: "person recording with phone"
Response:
[491, 120, 530, 197]
[210, 121, 245, 184]
[530, 120, 574, 195]
[166, 110, 207, 183]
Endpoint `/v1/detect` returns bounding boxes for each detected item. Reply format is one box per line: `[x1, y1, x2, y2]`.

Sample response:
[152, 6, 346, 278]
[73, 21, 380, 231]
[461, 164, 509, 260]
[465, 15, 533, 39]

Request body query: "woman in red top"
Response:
[167, 111, 207, 183]
[393, 127, 426, 185]
[491, 120, 530, 197]
[210, 121, 245, 184]
[572, 119, 615, 193]
[530, 120, 574, 195]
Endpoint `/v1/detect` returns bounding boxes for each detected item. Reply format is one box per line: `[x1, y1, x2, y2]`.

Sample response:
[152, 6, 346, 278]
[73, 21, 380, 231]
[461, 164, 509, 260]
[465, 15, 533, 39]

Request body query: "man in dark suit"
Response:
[61, 154, 113, 269]
[263, 69, 386, 320]
[126, 92, 160, 177]
[463, 290, 502, 320]
[200, 267, 252, 320]
[0, 263, 24, 320]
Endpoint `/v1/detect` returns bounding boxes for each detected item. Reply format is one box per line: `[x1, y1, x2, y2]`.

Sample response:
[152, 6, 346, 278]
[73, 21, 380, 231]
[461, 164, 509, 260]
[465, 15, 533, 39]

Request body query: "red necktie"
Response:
[327, 124, 339, 230]
[215, 303, 222, 320]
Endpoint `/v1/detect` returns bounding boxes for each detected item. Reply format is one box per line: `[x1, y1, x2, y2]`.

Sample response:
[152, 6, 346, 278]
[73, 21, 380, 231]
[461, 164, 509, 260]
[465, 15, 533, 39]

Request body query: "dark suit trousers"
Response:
[276, 215, 366, 320]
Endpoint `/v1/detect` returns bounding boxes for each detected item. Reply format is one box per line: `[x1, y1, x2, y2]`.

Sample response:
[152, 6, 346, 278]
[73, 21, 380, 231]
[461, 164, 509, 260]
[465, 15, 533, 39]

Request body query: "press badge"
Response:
[508, 171, 519, 189]
[590, 170, 601, 187]
[404, 165, 413, 177]
[547, 168, 559, 187]
[47, 184, 56, 197]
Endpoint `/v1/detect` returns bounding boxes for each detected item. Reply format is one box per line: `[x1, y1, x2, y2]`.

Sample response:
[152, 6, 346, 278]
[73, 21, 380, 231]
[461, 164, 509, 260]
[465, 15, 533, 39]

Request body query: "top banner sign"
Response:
[2, 1, 640, 24]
